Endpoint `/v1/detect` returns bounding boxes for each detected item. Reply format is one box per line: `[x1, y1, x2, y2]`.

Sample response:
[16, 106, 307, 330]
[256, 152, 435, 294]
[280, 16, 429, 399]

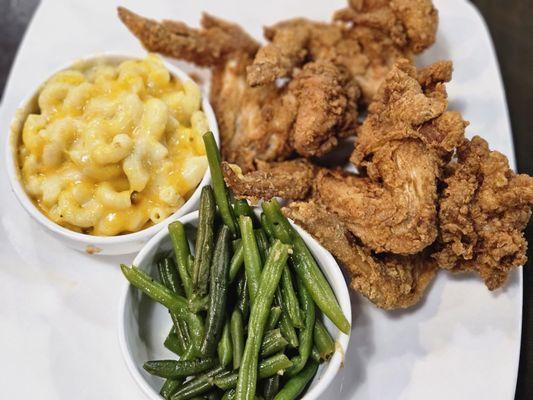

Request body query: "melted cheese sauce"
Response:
[18, 54, 209, 236]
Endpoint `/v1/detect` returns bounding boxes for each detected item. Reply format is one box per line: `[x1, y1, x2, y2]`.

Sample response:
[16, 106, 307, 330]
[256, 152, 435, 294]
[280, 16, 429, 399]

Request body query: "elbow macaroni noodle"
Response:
[18, 55, 209, 235]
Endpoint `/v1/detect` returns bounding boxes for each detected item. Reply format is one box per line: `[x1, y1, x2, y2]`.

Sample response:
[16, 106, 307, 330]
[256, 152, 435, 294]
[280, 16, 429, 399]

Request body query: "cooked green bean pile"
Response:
[120, 132, 349, 400]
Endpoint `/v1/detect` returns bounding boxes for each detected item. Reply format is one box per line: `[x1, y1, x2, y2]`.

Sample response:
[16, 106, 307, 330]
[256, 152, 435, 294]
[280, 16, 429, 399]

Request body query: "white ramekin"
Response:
[118, 210, 351, 400]
[5, 53, 219, 255]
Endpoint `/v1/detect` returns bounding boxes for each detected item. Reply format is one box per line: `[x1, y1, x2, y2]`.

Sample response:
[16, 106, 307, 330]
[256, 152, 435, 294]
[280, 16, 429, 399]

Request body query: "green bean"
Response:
[234, 199, 253, 218]
[185, 313, 206, 357]
[262, 375, 280, 400]
[187, 254, 195, 275]
[254, 229, 269, 263]
[180, 344, 198, 361]
[169, 221, 194, 298]
[215, 354, 293, 390]
[171, 366, 226, 400]
[218, 320, 233, 368]
[229, 240, 244, 283]
[286, 276, 315, 377]
[292, 248, 349, 332]
[236, 274, 250, 319]
[235, 240, 291, 400]
[260, 329, 288, 357]
[262, 200, 350, 334]
[265, 307, 282, 331]
[188, 294, 210, 313]
[203, 131, 237, 234]
[314, 318, 335, 361]
[165, 328, 188, 357]
[230, 309, 245, 370]
[158, 258, 190, 353]
[192, 186, 216, 295]
[205, 392, 220, 400]
[252, 352, 294, 379]
[239, 216, 263, 305]
[233, 239, 242, 252]
[169, 307, 190, 350]
[273, 361, 318, 400]
[279, 266, 303, 328]
[279, 313, 298, 349]
[161, 379, 183, 400]
[261, 204, 290, 244]
[144, 358, 217, 378]
[120, 265, 189, 316]
[158, 257, 184, 295]
[223, 392, 266, 400]
[222, 389, 236, 400]
[201, 226, 231, 356]
[310, 347, 321, 363]
[260, 213, 276, 242]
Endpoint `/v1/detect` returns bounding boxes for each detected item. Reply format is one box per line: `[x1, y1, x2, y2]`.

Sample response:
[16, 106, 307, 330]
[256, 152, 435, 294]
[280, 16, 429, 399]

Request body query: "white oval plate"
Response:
[0, 0, 521, 399]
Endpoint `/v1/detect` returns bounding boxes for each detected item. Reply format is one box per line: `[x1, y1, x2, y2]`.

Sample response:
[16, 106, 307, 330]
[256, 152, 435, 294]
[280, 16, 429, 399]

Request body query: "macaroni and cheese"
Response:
[18, 55, 209, 235]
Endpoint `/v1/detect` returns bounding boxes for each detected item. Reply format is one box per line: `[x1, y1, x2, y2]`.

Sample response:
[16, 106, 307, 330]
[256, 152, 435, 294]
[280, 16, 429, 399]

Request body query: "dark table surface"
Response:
[1, 0, 531, 398]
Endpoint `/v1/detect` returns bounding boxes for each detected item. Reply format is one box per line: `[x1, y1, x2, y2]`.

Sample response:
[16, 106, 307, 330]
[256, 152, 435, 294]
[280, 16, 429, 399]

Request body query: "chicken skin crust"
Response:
[285, 201, 437, 310]
[434, 136, 533, 290]
[317, 60, 466, 255]
[248, 0, 438, 102]
[222, 159, 316, 202]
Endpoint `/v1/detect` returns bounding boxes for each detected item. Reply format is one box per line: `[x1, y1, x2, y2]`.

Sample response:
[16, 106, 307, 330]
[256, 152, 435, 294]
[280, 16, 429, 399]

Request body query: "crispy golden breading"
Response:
[209, 54, 289, 171]
[434, 136, 533, 290]
[222, 159, 315, 202]
[317, 60, 466, 255]
[285, 201, 437, 309]
[118, 7, 259, 66]
[247, 21, 310, 86]
[335, 0, 438, 53]
[247, 0, 438, 102]
[285, 61, 360, 157]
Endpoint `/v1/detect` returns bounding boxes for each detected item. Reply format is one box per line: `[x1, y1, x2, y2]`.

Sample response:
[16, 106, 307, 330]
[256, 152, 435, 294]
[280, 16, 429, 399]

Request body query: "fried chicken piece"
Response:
[284, 61, 360, 157]
[215, 59, 359, 168]
[316, 60, 466, 255]
[247, 0, 437, 102]
[210, 53, 290, 170]
[222, 159, 315, 202]
[335, 0, 438, 53]
[118, 7, 259, 66]
[434, 136, 533, 290]
[246, 21, 310, 86]
[285, 201, 437, 309]
[118, 8, 359, 171]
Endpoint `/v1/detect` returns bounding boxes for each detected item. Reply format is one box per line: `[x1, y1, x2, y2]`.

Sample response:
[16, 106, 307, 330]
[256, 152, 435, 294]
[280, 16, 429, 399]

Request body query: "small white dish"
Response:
[5, 53, 219, 255]
[118, 210, 352, 400]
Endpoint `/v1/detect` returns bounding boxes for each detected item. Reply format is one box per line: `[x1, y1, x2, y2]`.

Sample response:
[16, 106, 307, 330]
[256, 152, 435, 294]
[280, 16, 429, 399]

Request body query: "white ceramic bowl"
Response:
[5, 53, 219, 255]
[118, 210, 351, 400]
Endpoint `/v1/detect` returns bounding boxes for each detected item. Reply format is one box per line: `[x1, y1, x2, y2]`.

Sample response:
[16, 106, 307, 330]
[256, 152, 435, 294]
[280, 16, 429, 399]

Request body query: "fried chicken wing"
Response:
[316, 60, 466, 255]
[247, 0, 438, 102]
[434, 136, 533, 290]
[285, 201, 437, 309]
[118, 7, 259, 66]
[222, 159, 315, 202]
